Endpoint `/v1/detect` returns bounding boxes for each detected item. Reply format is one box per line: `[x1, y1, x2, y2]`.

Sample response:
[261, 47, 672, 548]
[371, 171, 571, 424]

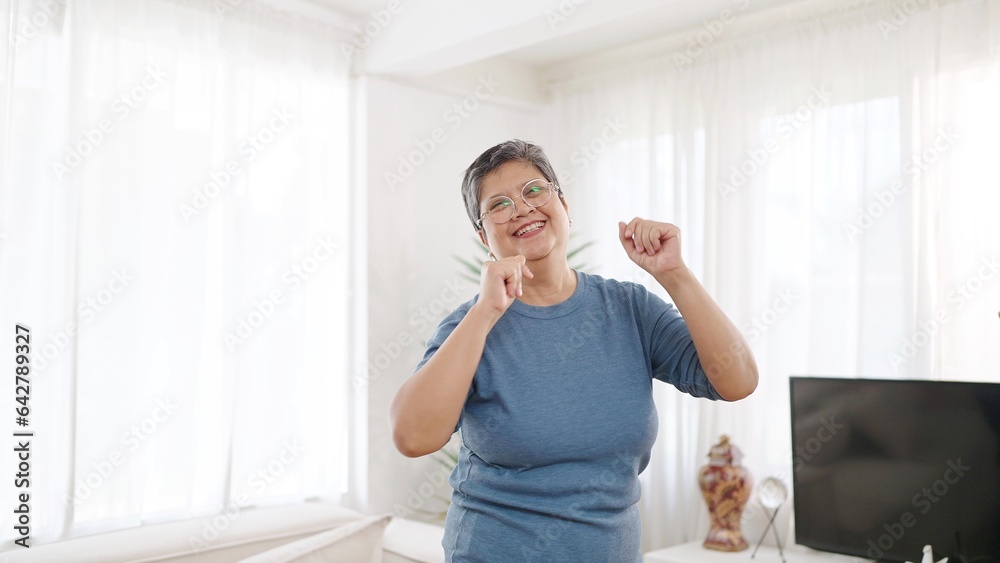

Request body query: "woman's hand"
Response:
[618, 218, 685, 278]
[473, 255, 533, 320]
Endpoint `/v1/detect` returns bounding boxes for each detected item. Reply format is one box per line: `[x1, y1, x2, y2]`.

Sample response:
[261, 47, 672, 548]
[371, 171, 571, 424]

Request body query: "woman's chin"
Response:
[502, 234, 564, 263]
[515, 246, 557, 264]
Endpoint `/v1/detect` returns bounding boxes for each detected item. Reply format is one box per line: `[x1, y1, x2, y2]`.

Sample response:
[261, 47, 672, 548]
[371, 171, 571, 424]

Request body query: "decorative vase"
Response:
[698, 435, 752, 551]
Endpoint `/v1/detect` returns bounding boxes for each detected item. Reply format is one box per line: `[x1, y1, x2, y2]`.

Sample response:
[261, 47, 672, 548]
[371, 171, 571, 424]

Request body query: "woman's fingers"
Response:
[625, 217, 656, 255]
[620, 218, 677, 257]
[620, 219, 643, 255]
[482, 255, 530, 301]
[644, 224, 660, 254]
[618, 221, 632, 254]
[507, 266, 520, 298]
[619, 218, 685, 276]
[510, 255, 530, 297]
[521, 260, 534, 280]
[502, 261, 518, 298]
[632, 219, 644, 253]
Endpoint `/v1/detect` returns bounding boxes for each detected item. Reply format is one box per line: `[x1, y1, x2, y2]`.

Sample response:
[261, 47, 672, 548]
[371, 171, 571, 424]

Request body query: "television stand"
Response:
[644, 541, 873, 563]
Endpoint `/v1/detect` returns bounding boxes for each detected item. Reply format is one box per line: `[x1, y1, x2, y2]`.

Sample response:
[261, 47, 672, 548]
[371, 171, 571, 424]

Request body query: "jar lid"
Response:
[707, 435, 743, 466]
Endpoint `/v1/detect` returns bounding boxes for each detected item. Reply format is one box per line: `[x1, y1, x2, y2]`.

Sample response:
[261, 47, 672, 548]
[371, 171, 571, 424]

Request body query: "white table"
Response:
[644, 541, 871, 563]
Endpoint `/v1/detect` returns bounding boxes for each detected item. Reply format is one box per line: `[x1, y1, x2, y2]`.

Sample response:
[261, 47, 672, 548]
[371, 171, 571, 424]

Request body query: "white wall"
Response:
[362, 72, 548, 519]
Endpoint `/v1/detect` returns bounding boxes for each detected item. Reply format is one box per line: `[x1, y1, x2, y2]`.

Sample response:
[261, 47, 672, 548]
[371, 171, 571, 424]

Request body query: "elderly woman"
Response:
[390, 140, 757, 562]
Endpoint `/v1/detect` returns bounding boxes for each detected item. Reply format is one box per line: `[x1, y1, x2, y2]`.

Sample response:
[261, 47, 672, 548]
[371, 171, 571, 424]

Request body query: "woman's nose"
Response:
[509, 201, 535, 222]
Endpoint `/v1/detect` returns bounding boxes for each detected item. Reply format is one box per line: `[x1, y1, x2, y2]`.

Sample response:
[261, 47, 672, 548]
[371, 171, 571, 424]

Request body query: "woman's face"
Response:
[477, 160, 570, 263]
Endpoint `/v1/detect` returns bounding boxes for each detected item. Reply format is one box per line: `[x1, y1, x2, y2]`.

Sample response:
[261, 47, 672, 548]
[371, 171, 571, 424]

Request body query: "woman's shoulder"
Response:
[577, 271, 673, 319]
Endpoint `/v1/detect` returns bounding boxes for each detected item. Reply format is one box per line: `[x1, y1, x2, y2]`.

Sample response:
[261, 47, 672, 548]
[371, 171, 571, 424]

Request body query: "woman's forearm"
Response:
[389, 305, 499, 457]
[654, 267, 758, 401]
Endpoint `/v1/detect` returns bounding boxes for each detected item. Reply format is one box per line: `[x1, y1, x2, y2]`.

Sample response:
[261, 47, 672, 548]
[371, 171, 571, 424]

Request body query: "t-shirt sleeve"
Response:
[630, 282, 723, 400]
[414, 305, 475, 432]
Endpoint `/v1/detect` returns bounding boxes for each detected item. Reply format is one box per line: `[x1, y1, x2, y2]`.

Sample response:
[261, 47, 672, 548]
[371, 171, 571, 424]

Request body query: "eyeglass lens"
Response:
[482, 180, 553, 225]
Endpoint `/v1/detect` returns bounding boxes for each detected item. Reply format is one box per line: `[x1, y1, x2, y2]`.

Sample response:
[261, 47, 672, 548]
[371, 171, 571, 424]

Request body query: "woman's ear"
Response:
[478, 229, 488, 249]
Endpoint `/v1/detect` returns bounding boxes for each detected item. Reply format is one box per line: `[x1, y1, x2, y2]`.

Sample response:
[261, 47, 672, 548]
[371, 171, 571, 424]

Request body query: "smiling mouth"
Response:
[513, 221, 545, 237]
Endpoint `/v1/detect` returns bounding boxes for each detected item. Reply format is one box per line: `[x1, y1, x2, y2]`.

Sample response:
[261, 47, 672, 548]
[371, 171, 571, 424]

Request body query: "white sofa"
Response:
[1, 503, 445, 562]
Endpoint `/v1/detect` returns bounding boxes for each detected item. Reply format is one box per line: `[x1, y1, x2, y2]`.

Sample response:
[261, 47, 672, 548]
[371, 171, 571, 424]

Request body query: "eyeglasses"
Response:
[477, 179, 562, 229]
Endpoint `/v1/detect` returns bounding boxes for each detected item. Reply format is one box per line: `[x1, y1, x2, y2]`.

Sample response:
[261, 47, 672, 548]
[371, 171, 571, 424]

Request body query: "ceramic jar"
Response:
[698, 435, 752, 551]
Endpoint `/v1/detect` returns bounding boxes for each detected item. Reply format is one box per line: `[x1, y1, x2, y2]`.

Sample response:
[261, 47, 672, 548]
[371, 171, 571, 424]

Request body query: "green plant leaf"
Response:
[431, 455, 455, 471]
[452, 254, 482, 275]
[451, 254, 483, 284]
[566, 241, 594, 263]
[439, 448, 459, 464]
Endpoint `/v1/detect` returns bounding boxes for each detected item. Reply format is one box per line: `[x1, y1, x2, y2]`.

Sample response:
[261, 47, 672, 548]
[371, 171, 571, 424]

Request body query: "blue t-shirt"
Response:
[415, 270, 722, 562]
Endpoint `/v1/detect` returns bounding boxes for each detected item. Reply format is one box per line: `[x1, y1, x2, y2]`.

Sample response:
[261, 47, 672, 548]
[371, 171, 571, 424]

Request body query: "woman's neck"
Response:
[518, 259, 577, 306]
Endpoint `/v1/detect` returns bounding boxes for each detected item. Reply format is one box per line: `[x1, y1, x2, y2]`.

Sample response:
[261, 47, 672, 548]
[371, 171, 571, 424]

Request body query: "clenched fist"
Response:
[474, 254, 534, 320]
[618, 218, 686, 278]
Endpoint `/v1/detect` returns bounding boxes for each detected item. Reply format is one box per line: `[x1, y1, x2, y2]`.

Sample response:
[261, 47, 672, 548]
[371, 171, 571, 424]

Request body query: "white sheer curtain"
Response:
[0, 0, 352, 545]
[547, 0, 1000, 552]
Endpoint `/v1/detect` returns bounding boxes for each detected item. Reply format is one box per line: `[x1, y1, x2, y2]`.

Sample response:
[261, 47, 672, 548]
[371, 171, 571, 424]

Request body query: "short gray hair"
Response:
[461, 139, 561, 231]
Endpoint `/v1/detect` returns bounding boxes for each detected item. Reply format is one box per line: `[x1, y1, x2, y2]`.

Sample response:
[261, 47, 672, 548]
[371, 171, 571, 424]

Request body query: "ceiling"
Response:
[296, 0, 807, 76]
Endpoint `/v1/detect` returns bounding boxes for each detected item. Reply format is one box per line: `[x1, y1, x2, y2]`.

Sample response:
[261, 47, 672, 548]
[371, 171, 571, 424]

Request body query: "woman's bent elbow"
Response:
[391, 425, 446, 458]
[720, 366, 758, 401]
[390, 392, 456, 456]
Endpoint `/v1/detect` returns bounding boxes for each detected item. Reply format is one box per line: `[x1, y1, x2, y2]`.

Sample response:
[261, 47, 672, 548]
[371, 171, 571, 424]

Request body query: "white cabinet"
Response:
[644, 542, 872, 563]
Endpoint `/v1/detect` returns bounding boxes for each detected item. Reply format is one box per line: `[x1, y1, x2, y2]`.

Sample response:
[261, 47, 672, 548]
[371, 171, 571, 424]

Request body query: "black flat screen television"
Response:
[789, 377, 1000, 563]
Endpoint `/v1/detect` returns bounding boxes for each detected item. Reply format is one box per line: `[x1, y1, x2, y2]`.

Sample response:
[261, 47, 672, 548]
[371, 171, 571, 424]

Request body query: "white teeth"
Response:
[515, 222, 544, 236]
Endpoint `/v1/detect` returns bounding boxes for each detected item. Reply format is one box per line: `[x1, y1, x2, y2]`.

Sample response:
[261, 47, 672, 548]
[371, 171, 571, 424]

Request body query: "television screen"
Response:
[790, 377, 1000, 562]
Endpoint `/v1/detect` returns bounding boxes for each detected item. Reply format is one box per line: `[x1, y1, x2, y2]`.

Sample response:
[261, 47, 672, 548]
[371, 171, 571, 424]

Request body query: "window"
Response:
[0, 0, 352, 543]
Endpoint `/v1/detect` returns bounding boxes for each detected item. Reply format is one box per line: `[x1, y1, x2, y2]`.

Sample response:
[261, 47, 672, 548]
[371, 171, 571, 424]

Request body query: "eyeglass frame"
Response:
[476, 178, 564, 230]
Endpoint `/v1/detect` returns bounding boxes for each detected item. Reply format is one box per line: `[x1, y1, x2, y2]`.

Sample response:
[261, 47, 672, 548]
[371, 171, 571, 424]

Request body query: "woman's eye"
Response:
[489, 200, 511, 212]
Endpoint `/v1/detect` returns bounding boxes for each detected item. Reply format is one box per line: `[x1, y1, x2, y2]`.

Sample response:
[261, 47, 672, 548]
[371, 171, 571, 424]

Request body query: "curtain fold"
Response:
[0, 0, 352, 544]
[547, 0, 1000, 552]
